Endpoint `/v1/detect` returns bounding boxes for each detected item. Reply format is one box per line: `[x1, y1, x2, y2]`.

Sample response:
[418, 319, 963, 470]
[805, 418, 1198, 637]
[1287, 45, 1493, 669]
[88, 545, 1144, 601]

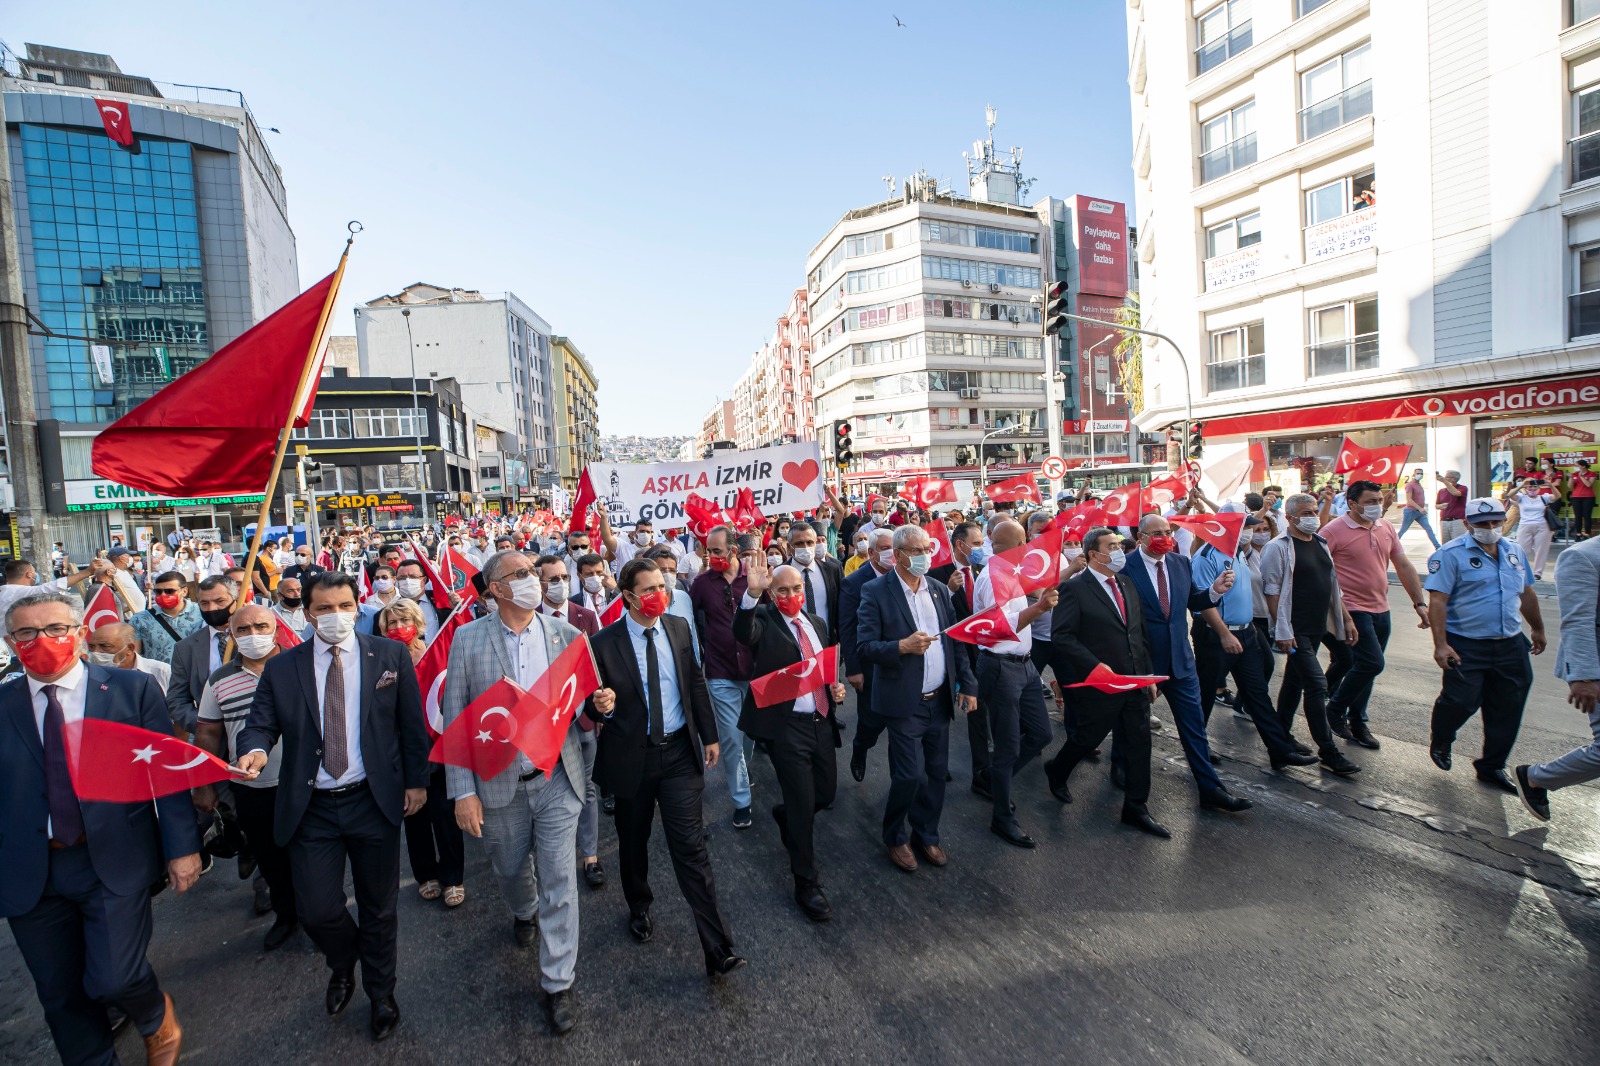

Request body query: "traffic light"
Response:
[1186, 421, 1205, 460]
[833, 420, 853, 468]
[1044, 280, 1070, 337]
[301, 456, 324, 487]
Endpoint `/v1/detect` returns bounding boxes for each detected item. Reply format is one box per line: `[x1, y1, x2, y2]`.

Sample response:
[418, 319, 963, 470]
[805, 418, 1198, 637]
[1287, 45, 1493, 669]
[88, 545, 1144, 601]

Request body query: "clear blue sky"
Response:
[10, 0, 1135, 436]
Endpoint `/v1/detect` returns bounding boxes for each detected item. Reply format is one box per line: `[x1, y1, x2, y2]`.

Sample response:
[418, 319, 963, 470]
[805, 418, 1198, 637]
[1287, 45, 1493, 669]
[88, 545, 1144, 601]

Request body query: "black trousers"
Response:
[612, 731, 734, 956]
[8, 844, 167, 1066]
[231, 784, 296, 923]
[1194, 623, 1300, 760]
[1046, 692, 1153, 805]
[882, 691, 952, 847]
[767, 711, 837, 885]
[1430, 633, 1534, 771]
[403, 766, 464, 887]
[289, 782, 401, 999]
[1252, 618, 1276, 684]
[852, 676, 888, 755]
[965, 647, 992, 779]
[1573, 496, 1595, 536]
[1276, 631, 1338, 752]
[978, 653, 1051, 829]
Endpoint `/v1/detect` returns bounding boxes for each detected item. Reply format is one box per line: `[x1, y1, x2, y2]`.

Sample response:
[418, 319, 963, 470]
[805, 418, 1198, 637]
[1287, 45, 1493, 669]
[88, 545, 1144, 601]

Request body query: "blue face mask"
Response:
[967, 545, 992, 567]
[906, 553, 932, 578]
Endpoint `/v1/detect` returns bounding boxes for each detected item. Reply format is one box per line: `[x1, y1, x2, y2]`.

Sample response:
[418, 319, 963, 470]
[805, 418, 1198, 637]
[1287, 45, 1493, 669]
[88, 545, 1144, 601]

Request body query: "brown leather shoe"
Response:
[887, 843, 918, 872]
[144, 993, 183, 1066]
[911, 836, 948, 867]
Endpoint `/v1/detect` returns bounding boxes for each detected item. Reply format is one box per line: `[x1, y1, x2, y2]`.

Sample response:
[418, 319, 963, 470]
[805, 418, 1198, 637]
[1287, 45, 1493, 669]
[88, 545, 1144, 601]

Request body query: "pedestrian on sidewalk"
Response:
[1397, 469, 1442, 549]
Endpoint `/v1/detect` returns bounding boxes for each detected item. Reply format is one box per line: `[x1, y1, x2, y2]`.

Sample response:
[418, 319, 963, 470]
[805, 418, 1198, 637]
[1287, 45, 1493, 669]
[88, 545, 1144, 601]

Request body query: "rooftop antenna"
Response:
[881, 175, 895, 198]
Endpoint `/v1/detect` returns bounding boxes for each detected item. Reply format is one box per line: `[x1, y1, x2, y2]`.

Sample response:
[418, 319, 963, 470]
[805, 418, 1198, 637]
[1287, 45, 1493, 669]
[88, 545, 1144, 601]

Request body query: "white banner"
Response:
[587, 440, 826, 529]
[1203, 243, 1262, 290]
[91, 344, 114, 385]
[1304, 206, 1376, 263]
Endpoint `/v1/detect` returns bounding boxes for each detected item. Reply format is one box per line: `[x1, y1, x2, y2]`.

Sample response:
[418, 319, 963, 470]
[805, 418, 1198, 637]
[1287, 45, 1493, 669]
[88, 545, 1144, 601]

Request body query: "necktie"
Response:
[1155, 559, 1170, 617]
[216, 631, 229, 663]
[803, 567, 817, 614]
[1105, 577, 1126, 622]
[322, 646, 349, 778]
[792, 620, 827, 717]
[42, 685, 85, 845]
[963, 566, 973, 602]
[644, 627, 665, 745]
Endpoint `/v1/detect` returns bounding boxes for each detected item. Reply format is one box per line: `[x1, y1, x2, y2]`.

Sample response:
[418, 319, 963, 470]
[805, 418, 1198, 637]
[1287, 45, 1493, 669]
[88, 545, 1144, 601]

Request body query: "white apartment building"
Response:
[726, 287, 816, 452]
[1127, 0, 1600, 502]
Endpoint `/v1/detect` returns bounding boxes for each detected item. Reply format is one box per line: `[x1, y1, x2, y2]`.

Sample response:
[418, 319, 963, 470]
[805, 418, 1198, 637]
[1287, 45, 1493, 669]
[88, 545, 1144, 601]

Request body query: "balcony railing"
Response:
[1307, 332, 1380, 377]
[1572, 130, 1600, 185]
[1196, 20, 1252, 75]
[1299, 79, 1373, 141]
[1570, 290, 1600, 338]
[1199, 132, 1257, 183]
[1206, 355, 1265, 394]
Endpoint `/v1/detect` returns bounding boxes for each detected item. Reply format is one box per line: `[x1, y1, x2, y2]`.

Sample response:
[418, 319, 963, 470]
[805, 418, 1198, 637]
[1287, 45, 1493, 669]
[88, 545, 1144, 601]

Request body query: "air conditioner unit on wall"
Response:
[959, 387, 981, 399]
[989, 283, 1001, 293]
[961, 279, 973, 288]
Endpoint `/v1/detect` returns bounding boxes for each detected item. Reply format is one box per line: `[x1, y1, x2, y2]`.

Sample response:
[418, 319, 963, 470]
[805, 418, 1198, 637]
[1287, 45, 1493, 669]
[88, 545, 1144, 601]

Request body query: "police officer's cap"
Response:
[1464, 497, 1506, 523]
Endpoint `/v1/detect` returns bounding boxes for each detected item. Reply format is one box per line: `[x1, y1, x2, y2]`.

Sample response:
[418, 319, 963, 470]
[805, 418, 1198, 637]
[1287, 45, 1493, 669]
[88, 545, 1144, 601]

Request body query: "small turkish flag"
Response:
[990, 527, 1065, 602]
[513, 635, 602, 774]
[1168, 512, 1246, 554]
[985, 472, 1041, 504]
[1097, 481, 1149, 524]
[93, 98, 134, 147]
[598, 595, 625, 627]
[273, 615, 302, 650]
[1334, 437, 1411, 485]
[923, 519, 952, 568]
[1146, 470, 1193, 508]
[944, 604, 1020, 648]
[441, 546, 480, 607]
[684, 492, 731, 539]
[1066, 663, 1168, 693]
[901, 476, 956, 509]
[358, 566, 374, 603]
[729, 487, 766, 533]
[1053, 504, 1109, 541]
[751, 644, 838, 708]
[428, 676, 529, 779]
[84, 583, 121, 632]
[63, 718, 236, 802]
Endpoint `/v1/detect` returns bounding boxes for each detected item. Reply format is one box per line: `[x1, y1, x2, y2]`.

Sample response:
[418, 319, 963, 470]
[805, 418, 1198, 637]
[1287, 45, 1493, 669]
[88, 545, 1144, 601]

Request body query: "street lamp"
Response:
[979, 422, 1022, 490]
[1044, 310, 1194, 465]
[401, 308, 430, 527]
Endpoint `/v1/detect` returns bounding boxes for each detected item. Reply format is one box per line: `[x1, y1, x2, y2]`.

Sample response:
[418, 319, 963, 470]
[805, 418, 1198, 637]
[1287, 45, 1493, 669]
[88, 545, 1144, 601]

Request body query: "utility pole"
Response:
[0, 113, 50, 573]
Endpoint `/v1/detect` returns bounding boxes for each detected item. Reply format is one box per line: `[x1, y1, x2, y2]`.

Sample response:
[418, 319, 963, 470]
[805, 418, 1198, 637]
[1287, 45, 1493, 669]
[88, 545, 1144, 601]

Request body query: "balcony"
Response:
[1573, 130, 1600, 185]
[1206, 354, 1265, 394]
[1570, 290, 1600, 338]
[1307, 332, 1379, 377]
[1199, 132, 1257, 184]
[1196, 20, 1252, 75]
[1299, 80, 1373, 142]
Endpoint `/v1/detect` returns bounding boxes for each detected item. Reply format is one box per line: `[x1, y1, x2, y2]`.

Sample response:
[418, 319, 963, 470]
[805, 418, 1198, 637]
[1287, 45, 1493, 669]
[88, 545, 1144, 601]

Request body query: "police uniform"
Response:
[1423, 503, 1536, 777]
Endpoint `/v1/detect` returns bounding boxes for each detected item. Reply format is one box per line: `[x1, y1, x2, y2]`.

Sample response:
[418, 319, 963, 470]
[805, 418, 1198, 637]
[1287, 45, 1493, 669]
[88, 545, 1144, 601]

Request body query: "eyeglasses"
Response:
[497, 567, 535, 583]
[10, 623, 77, 642]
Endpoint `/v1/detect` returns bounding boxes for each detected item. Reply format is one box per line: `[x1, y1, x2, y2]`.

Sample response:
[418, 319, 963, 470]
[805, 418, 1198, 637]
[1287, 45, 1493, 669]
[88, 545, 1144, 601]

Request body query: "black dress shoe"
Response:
[1084, 748, 1103, 763]
[1048, 776, 1073, 804]
[513, 916, 537, 948]
[849, 748, 867, 783]
[1199, 788, 1252, 813]
[1120, 805, 1171, 839]
[546, 989, 576, 1035]
[1430, 745, 1453, 771]
[795, 882, 833, 922]
[326, 968, 355, 1016]
[1271, 751, 1320, 770]
[1327, 715, 1352, 740]
[253, 879, 273, 916]
[1291, 740, 1314, 756]
[263, 917, 298, 952]
[1515, 765, 1551, 821]
[1109, 762, 1127, 790]
[370, 996, 400, 1041]
[601, 794, 616, 815]
[1348, 721, 1381, 749]
[237, 852, 257, 881]
[970, 772, 993, 800]
[1476, 766, 1517, 794]
[705, 947, 747, 978]
[628, 912, 653, 943]
[583, 860, 605, 889]
[990, 821, 1037, 849]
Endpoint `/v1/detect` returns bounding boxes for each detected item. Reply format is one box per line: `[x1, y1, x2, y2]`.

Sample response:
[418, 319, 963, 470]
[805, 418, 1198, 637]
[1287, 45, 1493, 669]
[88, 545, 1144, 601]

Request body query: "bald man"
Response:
[86, 621, 172, 694]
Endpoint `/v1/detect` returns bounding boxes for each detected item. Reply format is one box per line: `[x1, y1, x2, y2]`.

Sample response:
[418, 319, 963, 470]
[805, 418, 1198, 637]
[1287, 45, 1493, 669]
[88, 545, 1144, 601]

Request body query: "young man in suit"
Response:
[444, 551, 593, 1035]
[2, 590, 201, 1066]
[735, 561, 847, 922]
[167, 574, 239, 733]
[785, 523, 843, 642]
[584, 557, 744, 978]
[928, 520, 993, 798]
[856, 524, 978, 873]
[236, 571, 431, 1042]
[840, 525, 898, 783]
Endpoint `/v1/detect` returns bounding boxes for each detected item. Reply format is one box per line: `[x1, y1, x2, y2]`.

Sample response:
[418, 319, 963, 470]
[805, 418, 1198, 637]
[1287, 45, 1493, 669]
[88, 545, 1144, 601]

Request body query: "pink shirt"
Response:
[1321, 514, 1406, 614]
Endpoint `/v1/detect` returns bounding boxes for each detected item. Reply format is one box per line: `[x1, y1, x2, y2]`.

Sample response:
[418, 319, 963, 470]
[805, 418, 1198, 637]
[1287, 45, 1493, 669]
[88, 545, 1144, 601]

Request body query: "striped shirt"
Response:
[196, 660, 281, 788]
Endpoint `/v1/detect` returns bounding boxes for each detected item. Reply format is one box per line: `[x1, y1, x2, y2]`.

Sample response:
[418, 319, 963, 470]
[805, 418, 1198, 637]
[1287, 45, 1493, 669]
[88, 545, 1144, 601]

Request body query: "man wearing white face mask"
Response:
[394, 559, 446, 641]
[604, 516, 657, 575]
[85, 621, 171, 693]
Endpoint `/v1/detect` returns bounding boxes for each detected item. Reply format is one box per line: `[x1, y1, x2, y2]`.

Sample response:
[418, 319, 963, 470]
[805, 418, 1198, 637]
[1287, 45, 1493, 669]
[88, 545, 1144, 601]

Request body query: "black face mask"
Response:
[200, 606, 233, 629]
[279, 595, 302, 608]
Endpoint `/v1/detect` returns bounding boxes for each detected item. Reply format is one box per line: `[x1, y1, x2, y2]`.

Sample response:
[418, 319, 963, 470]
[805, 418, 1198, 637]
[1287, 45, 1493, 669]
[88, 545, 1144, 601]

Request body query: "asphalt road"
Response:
[3, 582, 1597, 1065]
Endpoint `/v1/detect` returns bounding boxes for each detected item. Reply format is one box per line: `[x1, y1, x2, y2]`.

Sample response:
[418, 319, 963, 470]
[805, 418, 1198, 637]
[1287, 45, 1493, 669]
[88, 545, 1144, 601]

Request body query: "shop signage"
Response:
[1076, 196, 1129, 299]
[1304, 207, 1376, 263]
[1490, 423, 1596, 446]
[1204, 243, 1262, 291]
[862, 434, 912, 447]
[321, 493, 415, 512]
[1089, 419, 1128, 434]
[63, 479, 264, 513]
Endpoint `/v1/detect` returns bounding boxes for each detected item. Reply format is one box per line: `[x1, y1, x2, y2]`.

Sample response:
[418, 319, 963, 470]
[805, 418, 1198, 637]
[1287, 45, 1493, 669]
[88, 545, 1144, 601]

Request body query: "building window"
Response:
[292, 409, 352, 441]
[1207, 322, 1265, 392]
[1308, 298, 1379, 376]
[1573, 81, 1600, 185]
[1300, 43, 1373, 141]
[1197, 0, 1252, 75]
[1578, 0, 1600, 27]
[1569, 245, 1600, 338]
[1297, 0, 1335, 16]
[373, 463, 427, 491]
[922, 256, 1042, 289]
[352, 407, 426, 438]
[918, 221, 1039, 253]
[1200, 101, 1257, 183]
[1306, 170, 1376, 227]
[1205, 212, 1262, 258]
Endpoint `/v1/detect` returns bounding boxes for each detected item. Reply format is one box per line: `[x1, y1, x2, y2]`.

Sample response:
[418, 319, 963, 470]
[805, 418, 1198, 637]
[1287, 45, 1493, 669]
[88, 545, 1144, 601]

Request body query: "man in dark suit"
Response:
[236, 571, 431, 1041]
[840, 524, 897, 782]
[734, 560, 846, 922]
[1119, 514, 1252, 813]
[2, 590, 200, 1065]
[1045, 527, 1169, 836]
[535, 554, 600, 636]
[928, 520, 993, 798]
[584, 557, 744, 978]
[167, 573, 239, 732]
[856, 525, 978, 872]
[785, 523, 843, 642]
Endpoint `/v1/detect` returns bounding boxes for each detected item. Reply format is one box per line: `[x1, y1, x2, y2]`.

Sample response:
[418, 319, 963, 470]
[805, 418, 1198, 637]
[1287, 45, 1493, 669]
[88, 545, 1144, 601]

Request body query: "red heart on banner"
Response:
[782, 459, 819, 492]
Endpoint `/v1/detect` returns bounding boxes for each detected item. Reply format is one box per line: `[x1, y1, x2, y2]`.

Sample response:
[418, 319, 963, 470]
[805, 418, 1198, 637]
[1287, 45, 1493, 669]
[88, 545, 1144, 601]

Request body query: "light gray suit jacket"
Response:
[1554, 536, 1600, 682]
[440, 611, 587, 808]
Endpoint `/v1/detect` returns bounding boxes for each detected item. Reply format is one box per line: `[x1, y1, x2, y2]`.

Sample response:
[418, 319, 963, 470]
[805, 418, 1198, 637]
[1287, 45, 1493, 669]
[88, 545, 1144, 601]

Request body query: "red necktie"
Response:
[792, 620, 827, 717]
[1155, 559, 1170, 617]
[1105, 576, 1126, 622]
[963, 566, 973, 600]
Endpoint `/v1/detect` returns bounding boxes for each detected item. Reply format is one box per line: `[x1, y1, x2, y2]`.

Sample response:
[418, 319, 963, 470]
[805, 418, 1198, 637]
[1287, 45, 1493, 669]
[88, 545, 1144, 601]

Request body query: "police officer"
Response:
[1423, 497, 1546, 792]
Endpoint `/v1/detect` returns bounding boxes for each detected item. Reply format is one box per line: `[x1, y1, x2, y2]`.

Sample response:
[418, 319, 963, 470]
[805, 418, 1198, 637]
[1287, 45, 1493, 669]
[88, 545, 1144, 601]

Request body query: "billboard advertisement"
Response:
[1074, 294, 1129, 422]
[1074, 196, 1128, 298]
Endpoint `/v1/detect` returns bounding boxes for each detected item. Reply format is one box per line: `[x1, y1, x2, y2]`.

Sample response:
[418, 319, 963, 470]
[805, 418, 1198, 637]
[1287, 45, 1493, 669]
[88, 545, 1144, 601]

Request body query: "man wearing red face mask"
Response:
[0, 590, 201, 1066]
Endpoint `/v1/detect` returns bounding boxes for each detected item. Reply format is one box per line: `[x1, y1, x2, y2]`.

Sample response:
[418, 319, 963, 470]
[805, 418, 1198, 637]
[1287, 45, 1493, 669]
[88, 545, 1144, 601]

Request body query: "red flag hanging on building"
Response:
[63, 718, 236, 801]
[514, 635, 602, 773]
[428, 676, 529, 779]
[922, 518, 952, 568]
[750, 644, 838, 708]
[441, 546, 480, 607]
[83, 583, 122, 631]
[1066, 662, 1169, 693]
[93, 98, 134, 148]
[91, 263, 343, 496]
[901, 476, 956, 509]
[1334, 437, 1411, 485]
[944, 604, 1021, 648]
[1168, 512, 1246, 554]
[406, 536, 455, 611]
[273, 614, 302, 650]
[415, 605, 472, 737]
[985, 472, 1041, 504]
[990, 527, 1066, 602]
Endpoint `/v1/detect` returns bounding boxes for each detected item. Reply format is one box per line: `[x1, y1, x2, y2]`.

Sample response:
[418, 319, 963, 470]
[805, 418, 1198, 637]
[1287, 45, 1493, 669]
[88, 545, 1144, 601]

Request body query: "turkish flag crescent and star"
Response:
[923, 518, 952, 568]
[944, 604, 1021, 647]
[901, 476, 956, 508]
[990, 527, 1065, 602]
[985, 472, 1041, 504]
[428, 676, 529, 779]
[93, 98, 134, 147]
[1097, 481, 1149, 525]
[91, 266, 342, 496]
[1066, 663, 1170, 693]
[751, 644, 838, 708]
[416, 605, 472, 737]
[1168, 512, 1247, 554]
[1334, 437, 1412, 485]
[63, 718, 236, 802]
[83, 583, 121, 632]
[513, 635, 603, 774]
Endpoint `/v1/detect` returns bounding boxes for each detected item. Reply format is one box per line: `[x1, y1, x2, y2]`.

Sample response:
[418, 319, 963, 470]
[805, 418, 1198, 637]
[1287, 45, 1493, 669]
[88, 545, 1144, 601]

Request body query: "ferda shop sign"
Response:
[587, 440, 826, 530]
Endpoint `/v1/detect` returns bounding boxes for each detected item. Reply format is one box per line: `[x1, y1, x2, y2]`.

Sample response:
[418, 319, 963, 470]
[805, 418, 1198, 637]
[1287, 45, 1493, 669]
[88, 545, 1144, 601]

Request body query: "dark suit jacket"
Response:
[542, 602, 599, 637]
[838, 561, 886, 679]
[0, 665, 201, 917]
[238, 634, 431, 846]
[732, 602, 840, 743]
[1050, 569, 1154, 700]
[856, 570, 976, 720]
[583, 613, 716, 799]
[796, 556, 844, 642]
[167, 625, 222, 732]
[1122, 551, 1213, 679]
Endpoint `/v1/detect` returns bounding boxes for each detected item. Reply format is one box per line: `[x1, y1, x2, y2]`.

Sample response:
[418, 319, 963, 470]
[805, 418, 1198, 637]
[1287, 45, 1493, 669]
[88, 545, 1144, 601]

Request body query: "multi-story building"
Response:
[355, 283, 555, 508]
[1125, 0, 1600, 500]
[549, 336, 600, 492]
[1, 43, 299, 558]
[723, 288, 817, 450]
[697, 399, 736, 457]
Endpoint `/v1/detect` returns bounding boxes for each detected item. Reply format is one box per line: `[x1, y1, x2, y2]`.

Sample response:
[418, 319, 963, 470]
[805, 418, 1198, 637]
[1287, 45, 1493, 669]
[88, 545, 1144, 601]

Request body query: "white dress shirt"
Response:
[312, 630, 365, 788]
[796, 561, 830, 632]
[134, 655, 172, 694]
[970, 564, 1031, 655]
[895, 572, 946, 695]
[29, 661, 88, 838]
[741, 594, 825, 714]
[0, 577, 69, 617]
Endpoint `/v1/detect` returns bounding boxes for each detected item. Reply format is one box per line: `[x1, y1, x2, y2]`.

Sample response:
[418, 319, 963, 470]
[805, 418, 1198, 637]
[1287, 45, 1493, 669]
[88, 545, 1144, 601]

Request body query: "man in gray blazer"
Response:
[1517, 535, 1600, 820]
[441, 550, 605, 1037]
